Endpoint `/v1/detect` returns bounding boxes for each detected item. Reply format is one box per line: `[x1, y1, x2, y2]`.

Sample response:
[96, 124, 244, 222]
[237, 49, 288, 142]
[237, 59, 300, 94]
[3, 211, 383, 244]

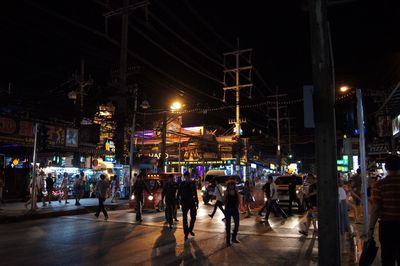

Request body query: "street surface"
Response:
[0, 202, 318, 266]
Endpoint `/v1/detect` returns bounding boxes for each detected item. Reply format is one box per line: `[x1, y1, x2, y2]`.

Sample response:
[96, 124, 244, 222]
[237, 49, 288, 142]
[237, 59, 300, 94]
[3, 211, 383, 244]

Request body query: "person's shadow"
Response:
[178, 238, 211, 266]
[151, 226, 180, 266]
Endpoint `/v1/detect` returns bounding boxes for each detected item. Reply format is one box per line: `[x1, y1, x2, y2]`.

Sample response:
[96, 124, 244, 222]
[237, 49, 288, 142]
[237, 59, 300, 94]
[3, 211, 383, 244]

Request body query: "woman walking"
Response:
[59, 172, 69, 204]
[225, 180, 240, 246]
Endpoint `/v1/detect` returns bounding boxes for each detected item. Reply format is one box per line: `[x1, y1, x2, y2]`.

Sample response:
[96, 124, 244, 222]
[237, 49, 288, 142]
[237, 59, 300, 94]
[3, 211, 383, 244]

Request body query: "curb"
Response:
[0, 203, 130, 224]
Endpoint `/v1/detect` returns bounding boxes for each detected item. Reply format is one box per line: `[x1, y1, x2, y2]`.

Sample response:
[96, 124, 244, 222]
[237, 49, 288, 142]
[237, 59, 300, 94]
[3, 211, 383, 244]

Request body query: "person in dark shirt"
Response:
[224, 180, 240, 247]
[177, 171, 198, 240]
[162, 174, 178, 228]
[45, 174, 54, 205]
[132, 173, 150, 222]
[258, 177, 278, 217]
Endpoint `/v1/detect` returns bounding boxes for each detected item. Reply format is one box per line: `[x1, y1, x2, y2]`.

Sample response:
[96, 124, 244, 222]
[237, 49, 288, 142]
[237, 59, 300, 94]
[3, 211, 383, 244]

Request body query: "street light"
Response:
[170, 101, 183, 173]
[339, 86, 350, 93]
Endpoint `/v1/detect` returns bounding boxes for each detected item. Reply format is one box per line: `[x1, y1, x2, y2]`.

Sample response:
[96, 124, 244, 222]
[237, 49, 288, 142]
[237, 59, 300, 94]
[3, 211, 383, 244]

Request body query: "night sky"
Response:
[1, 0, 400, 135]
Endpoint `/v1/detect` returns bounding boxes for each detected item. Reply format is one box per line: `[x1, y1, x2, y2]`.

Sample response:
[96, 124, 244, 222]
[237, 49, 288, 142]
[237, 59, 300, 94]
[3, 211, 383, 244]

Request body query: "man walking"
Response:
[224, 180, 240, 246]
[162, 174, 178, 229]
[258, 177, 278, 217]
[208, 180, 225, 220]
[94, 174, 109, 221]
[369, 155, 400, 265]
[178, 171, 198, 240]
[45, 173, 54, 205]
[265, 176, 287, 223]
[132, 173, 150, 222]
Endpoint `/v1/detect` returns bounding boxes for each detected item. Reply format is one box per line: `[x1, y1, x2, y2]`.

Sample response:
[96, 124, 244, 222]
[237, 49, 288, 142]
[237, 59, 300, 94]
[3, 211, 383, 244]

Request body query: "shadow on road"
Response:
[151, 225, 180, 266]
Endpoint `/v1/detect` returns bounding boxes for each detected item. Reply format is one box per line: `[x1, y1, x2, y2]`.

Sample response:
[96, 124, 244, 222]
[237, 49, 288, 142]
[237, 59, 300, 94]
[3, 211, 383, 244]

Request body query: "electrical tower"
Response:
[223, 42, 253, 138]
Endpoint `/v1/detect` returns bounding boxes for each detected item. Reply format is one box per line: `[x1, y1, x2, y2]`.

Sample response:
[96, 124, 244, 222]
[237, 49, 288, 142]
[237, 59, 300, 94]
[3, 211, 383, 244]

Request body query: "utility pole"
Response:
[223, 41, 253, 174]
[308, 0, 340, 265]
[129, 86, 138, 180]
[267, 93, 288, 172]
[104, 0, 149, 163]
[30, 123, 38, 211]
[158, 111, 167, 173]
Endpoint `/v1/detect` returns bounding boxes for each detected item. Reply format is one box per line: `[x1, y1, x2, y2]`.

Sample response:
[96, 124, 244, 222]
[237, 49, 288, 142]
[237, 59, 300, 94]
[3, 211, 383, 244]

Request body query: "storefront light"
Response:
[148, 195, 154, 201]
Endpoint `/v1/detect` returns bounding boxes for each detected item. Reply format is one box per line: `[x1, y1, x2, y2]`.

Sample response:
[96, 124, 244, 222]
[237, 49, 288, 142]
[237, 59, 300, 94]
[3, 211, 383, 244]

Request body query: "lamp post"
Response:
[170, 101, 183, 173]
[340, 86, 369, 236]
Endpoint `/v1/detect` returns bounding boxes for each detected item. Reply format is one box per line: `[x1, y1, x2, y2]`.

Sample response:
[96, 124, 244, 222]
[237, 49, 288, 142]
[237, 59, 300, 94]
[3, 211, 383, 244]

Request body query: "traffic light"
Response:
[37, 124, 49, 151]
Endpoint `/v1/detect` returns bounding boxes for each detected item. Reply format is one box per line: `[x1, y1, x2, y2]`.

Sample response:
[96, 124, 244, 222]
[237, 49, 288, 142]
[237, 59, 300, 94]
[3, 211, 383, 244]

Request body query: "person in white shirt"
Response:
[208, 180, 225, 220]
[265, 176, 287, 223]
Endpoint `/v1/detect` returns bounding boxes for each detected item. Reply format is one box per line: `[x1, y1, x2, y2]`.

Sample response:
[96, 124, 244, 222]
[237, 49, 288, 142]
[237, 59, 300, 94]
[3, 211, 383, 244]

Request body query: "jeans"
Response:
[136, 196, 143, 221]
[182, 204, 197, 235]
[95, 197, 108, 218]
[165, 201, 176, 226]
[265, 200, 287, 220]
[379, 221, 400, 266]
[225, 206, 239, 243]
[210, 200, 225, 217]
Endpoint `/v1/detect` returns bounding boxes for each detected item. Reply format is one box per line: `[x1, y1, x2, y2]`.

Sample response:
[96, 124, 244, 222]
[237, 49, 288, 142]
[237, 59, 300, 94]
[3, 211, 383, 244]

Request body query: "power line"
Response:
[25, 0, 223, 104]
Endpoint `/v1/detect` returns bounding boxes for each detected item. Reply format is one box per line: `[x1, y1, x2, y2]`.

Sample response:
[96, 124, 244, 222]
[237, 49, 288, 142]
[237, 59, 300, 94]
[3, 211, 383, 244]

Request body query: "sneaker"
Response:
[94, 214, 99, 219]
[226, 242, 231, 247]
[208, 214, 213, 219]
[299, 230, 308, 236]
[189, 231, 195, 236]
[184, 233, 189, 240]
[232, 239, 240, 244]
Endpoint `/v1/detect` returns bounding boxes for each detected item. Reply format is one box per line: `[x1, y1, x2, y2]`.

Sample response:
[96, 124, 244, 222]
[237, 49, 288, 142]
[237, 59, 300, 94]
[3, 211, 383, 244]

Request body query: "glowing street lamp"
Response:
[340, 86, 350, 93]
[170, 101, 182, 112]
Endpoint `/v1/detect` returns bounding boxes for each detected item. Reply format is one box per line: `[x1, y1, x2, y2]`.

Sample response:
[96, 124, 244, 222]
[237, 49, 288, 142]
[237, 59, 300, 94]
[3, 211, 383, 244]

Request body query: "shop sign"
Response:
[0, 116, 67, 147]
[148, 153, 169, 159]
[368, 142, 390, 155]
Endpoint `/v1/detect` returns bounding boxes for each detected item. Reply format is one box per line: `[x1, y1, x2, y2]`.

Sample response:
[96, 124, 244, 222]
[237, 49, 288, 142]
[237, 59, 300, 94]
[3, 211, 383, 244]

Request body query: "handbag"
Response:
[359, 237, 378, 266]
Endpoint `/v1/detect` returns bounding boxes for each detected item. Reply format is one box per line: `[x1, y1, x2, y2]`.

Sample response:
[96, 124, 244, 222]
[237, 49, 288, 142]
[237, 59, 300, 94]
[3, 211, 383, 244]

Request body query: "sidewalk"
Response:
[0, 198, 130, 224]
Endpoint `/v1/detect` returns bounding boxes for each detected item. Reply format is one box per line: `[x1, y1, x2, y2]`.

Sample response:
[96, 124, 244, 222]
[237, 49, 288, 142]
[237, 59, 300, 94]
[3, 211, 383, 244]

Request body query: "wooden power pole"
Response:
[308, 0, 341, 265]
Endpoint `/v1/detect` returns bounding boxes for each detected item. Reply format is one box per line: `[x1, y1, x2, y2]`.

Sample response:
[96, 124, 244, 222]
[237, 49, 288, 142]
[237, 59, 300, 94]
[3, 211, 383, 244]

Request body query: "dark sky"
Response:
[1, 0, 400, 134]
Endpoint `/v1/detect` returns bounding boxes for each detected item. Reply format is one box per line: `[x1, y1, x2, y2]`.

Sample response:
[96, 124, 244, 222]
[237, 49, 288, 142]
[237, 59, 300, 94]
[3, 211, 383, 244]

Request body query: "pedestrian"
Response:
[132, 173, 150, 222]
[208, 180, 225, 220]
[299, 174, 318, 236]
[350, 168, 362, 206]
[59, 172, 69, 204]
[177, 171, 199, 240]
[111, 175, 118, 203]
[242, 181, 253, 218]
[224, 180, 241, 247]
[288, 175, 302, 215]
[45, 173, 54, 205]
[124, 173, 131, 199]
[258, 177, 278, 217]
[37, 171, 47, 207]
[369, 155, 400, 266]
[344, 180, 361, 223]
[338, 180, 349, 236]
[162, 174, 178, 228]
[130, 173, 137, 197]
[94, 174, 109, 221]
[73, 174, 82, 206]
[265, 176, 288, 223]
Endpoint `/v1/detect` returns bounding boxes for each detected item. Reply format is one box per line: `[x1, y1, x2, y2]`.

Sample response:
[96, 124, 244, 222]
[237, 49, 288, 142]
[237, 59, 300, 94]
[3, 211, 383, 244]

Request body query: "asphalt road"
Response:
[0, 204, 318, 266]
